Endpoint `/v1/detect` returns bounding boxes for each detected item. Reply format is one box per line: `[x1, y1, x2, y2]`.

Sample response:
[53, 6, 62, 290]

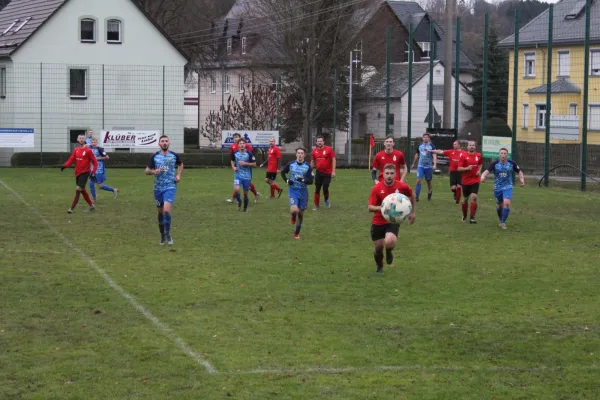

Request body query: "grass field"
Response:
[1, 167, 600, 399]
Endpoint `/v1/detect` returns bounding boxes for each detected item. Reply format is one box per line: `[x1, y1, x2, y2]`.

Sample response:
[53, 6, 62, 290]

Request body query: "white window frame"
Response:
[557, 50, 570, 77]
[239, 74, 245, 93]
[210, 75, 216, 94]
[419, 41, 431, 59]
[241, 37, 247, 55]
[536, 104, 547, 129]
[404, 41, 413, 61]
[69, 68, 87, 99]
[106, 18, 122, 44]
[590, 104, 600, 130]
[522, 103, 529, 128]
[524, 52, 536, 77]
[0, 67, 6, 98]
[224, 74, 230, 93]
[79, 17, 97, 43]
[591, 49, 600, 76]
[227, 38, 232, 55]
[569, 103, 578, 116]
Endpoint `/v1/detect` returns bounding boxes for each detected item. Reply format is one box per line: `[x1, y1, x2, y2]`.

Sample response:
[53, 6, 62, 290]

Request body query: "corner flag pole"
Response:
[368, 134, 375, 169]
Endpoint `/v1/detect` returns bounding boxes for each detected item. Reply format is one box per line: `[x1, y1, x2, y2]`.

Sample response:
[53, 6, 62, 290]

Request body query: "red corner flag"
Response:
[369, 134, 375, 148]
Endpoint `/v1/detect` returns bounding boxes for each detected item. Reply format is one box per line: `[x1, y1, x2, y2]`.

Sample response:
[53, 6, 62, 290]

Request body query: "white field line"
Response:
[0, 179, 217, 375]
[3, 249, 65, 255]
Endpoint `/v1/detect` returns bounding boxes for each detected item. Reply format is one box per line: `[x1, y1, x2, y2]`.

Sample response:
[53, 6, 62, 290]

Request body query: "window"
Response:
[404, 41, 413, 61]
[522, 104, 529, 128]
[210, 75, 216, 93]
[239, 75, 245, 93]
[107, 19, 121, 43]
[569, 103, 578, 116]
[227, 38, 232, 55]
[80, 18, 95, 42]
[524, 52, 536, 77]
[241, 36, 247, 54]
[0, 67, 5, 98]
[224, 74, 230, 93]
[536, 104, 546, 129]
[69, 129, 87, 150]
[591, 50, 600, 76]
[558, 51, 570, 76]
[271, 76, 279, 92]
[70, 69, 86, 98]
[419, 41, 431, 59]
[426, 84, 444, 100]
[388, 113, 395, 126]
[590, 105, 600, 130]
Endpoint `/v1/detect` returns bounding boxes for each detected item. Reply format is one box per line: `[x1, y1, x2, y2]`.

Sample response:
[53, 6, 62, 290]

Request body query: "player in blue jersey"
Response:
[281, 147, 314, 239]
[88, 138, 119, 203]
[411, 133, 437, 201]
[145, 135, 183, 246]
[480, 148, 525, 230]
[85, 129, 94, 146]
[231, 138, 257, 212]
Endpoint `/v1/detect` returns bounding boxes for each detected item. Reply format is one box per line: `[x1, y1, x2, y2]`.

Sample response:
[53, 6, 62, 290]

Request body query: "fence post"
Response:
[221, 68, 225, 166]
[333, 69, 337, 151]
[481, 13, 489, 139]
[102, 64, 105, 130]
[40, 63, 43, 167]
[511, 10, 519, 163]
[386, 25, 391, 137]
[162, 66, 165, 135]
[581, 0, 591, 192]
[454, 17, 460, 133]
[407, 23, 413, 172]
[348, 51, 353, 167]
[428, 22, 434, 129]
[543, 5, 553, 188]
[276, 72, 281, 130]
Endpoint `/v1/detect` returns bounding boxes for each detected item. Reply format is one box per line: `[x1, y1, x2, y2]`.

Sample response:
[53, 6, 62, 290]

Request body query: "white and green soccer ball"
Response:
[381, 193, 412, 224]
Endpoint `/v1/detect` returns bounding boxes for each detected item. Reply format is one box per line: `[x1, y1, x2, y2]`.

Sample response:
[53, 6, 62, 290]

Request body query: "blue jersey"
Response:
[418, 143, 435, 167]
[90, 146, 107, 174]
[486, 160, 520, 191]
[85, 137, 92, 146]
[232, 150, 255, 181]
[281, 160, 313, 191]
[147, 151, 182, 191]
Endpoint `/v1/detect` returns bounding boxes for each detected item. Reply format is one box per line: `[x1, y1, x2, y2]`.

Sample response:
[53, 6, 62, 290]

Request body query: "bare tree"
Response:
[199, 110, 222, 147]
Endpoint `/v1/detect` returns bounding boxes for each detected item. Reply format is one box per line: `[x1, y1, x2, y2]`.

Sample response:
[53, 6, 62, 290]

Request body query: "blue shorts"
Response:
[288, 189, 308, 210]
[494, 188, 513, 203]
[234, 178, 251, 191]
[417, 166, 433, 181]
[154, 188, 177, 208]
[91, 173, 106, 184]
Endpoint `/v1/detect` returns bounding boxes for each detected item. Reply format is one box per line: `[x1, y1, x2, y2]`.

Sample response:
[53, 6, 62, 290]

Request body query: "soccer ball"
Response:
[381, 193, 412, 224]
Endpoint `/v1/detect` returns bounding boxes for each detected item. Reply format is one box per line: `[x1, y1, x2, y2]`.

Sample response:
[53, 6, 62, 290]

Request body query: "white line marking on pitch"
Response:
[3, 249, 65, 255]
[0, 179, 217, 375]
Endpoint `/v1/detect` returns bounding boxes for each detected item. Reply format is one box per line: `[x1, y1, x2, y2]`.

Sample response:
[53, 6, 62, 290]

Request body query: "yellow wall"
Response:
[507, 45, 600, 145]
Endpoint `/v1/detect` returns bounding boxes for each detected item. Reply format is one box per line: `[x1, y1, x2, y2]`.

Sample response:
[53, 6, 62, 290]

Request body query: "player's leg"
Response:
[425, 168, 433, 200]
[289, 194, 298, 225]
[242, 180, 251, 211]
[294, 192, 308, 238]
[97, 173, 117, 198]
[370, 225, 385, 273]
[233, 179, 242, 209]
[461, 185, 471, 222]
[270, 173, 282, 198]
[162, 189, 176, 245]
[449, 172, 458, 201]
[469, 185, 479, 224]
[75, 174, 93, 210]
[322, 174, 332, 208]
[494, 189, 503, 223]
[155, 191, 167, 245]
[89, 175, 97, 203]
[500, 189, 513, 228]
[415, 167, 424, 201]
[249, 182, 259, 200]
[313, 172, 322, 210]
[455, 184, 462, 204]
[265, 174, 275, 198]
[384, 225, 399, 265]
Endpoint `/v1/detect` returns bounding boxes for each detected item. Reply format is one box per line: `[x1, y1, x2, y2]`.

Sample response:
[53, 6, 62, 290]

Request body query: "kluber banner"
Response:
[101, 130, 160, 148]
[0, 128, 34, 148]
[222, 130, 279, 149]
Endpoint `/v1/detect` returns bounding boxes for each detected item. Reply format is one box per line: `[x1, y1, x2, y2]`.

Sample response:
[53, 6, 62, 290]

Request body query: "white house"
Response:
[354, 61, 473, 138]
[0, 0, 188, 165]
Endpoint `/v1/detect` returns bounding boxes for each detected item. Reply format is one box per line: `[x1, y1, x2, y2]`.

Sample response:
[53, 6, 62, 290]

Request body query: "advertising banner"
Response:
[101, 130, 160, 148]
[0, 128, 34, 148]
[221, 130, 279, 149]
[482, 136, 512, 158]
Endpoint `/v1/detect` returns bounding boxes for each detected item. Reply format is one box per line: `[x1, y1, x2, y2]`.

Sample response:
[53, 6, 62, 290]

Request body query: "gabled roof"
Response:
[357, 62, 432, 99]
[499, 0, 600, 48]
[387, 0, 476, 70]
[0, 0, 188, 60]
[525, 78, 582, 94]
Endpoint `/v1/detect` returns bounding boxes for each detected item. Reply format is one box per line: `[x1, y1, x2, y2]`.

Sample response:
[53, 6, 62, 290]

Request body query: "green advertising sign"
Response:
[482, 136, 512, 158]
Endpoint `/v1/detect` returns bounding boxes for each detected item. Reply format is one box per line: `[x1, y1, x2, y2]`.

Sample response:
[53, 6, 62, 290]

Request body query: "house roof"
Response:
[424, 106, 441, 123]
[0, 0, 189, 60]
[387, 0, 476, 70]
[357, 62, 432, 99]
[499, 0, 600, 48]
[525, 78, 582, 94]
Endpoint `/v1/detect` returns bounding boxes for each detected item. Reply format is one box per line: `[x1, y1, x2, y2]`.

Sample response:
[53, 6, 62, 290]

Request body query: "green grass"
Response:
[1, 168, 599, 399]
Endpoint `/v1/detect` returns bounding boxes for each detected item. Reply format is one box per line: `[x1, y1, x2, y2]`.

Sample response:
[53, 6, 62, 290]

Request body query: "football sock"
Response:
[295, 213, 303, 234]
[455, 187, 462, 203]
[243, 194, 249, 211]
[496, 207, 502, 221]
[158, 213, 165, 235]
[89, 183, 96, 201]
[101, 185, 115, 192]
[273, 184, 281, 191]
[416, 183, 422, 198]
[501, 207, 511, 223]
[291, 211, 297, 225]
[461, 201, 468, 217]
[231, 190, 236, 200]
[470, 201, 478, 217]
[374, 248, 384, 268]
[81, 190, 93, 206]
[71, 191, 81, 209]
[250, 183, 258, 196]
[270, 185, 275, 198]
[324, 188, 330, 201]
[451, 188, 456, 200]
[235, 192, 242, 206]
[314, 192, 320, 207]
[162, 212, 172, 234]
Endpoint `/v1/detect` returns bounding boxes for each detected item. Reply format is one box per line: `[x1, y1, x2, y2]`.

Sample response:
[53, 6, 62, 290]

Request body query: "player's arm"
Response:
[408, 189, 416, 224]
[96, 147, 109, 161]
[175, 154, 184, 183]
[61, 150, 76, 171]
[368, 187, 380, 212]
[512, 161, 525, 186]
[432, 153, 437, 169]
[399, 155, 407, 181]
[428, 149, 445, 155]
[331, 156, 336, 177]
[298, 166, 314, 185]
[457, 158, 472, 172]
[145, 154, 159, 175]
[88, 151, 98, 175]
[240, 153, 257, 167]
[230, 152, 237, 171]
[281, 162, 291, 183]
[371, 157, 379, 183]
[480, 161, 497, 182]
[411, 152, 419, 168]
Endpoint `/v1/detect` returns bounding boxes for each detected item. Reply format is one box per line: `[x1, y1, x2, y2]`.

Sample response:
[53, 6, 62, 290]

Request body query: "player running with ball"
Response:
[281, 147, 314, 239]
[480, 148, 524, 229]
[368, 164, 415, 273]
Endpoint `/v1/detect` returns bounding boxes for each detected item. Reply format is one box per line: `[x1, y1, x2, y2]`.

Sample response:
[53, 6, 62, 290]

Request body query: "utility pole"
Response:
[443, 0, 456, 129]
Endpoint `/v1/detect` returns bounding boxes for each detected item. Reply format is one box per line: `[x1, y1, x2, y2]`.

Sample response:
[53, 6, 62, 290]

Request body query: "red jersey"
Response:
[443, 149, 465, 172]
[369, 180, 413, 225]
[459, 152, 483, 186]
[311, 146, 336, 174]
[64, 146, 98, 177]
[266, 145, 281, 173]
[372, 149, 406, 181]
[230, 142, 254, 154]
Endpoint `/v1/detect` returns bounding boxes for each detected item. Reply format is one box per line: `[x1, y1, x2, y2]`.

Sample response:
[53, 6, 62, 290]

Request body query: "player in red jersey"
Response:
[61, 133, 98, 213]
[428, 140, 465, 203]
[368, 164, 416, 273]
[371, 135, 407, 183]
[310, 135, 336, 210]
[226, 133, 260, 203]
[259, 137, 283, 199]
[457, 140, 483, 224]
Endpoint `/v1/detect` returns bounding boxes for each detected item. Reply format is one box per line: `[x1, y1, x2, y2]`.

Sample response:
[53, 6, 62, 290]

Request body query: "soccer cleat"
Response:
[293, 233, 300, 239]
[462, 216, 467, 223]
[469, 217, 477, 224]
[88, 205, 96, 212]
[254, 192, 260, 203]
[376, 266, 384, 273]
[277, 189, 283, 198]
[290, 216, 297, 225]
[312, 206, 319, 211]
[500, 223, 507, 230]
[243, 209, 248, 212]
[416, 197, 419, 202]
[237, 205, 241, 211]
[166, 233, 174, 246]
[160, 234, 167, 246]
[325, 200, 331, 208]
[385, 249, 394, 265]
[427, 192, 432, 201]
[113, 189, 119, 200]
[226, 198, 233, 203]
[67, 208, 74, 214]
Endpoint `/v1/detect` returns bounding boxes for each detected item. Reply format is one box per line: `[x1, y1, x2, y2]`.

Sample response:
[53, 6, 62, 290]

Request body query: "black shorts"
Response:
[462, 183, 480, 197]
[315, 171, 332, 188]
[266, 172, 277, 180]
[370, 224, 399, 241]
[75, 173, 90, 188]
[449, 171, 462, 186]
